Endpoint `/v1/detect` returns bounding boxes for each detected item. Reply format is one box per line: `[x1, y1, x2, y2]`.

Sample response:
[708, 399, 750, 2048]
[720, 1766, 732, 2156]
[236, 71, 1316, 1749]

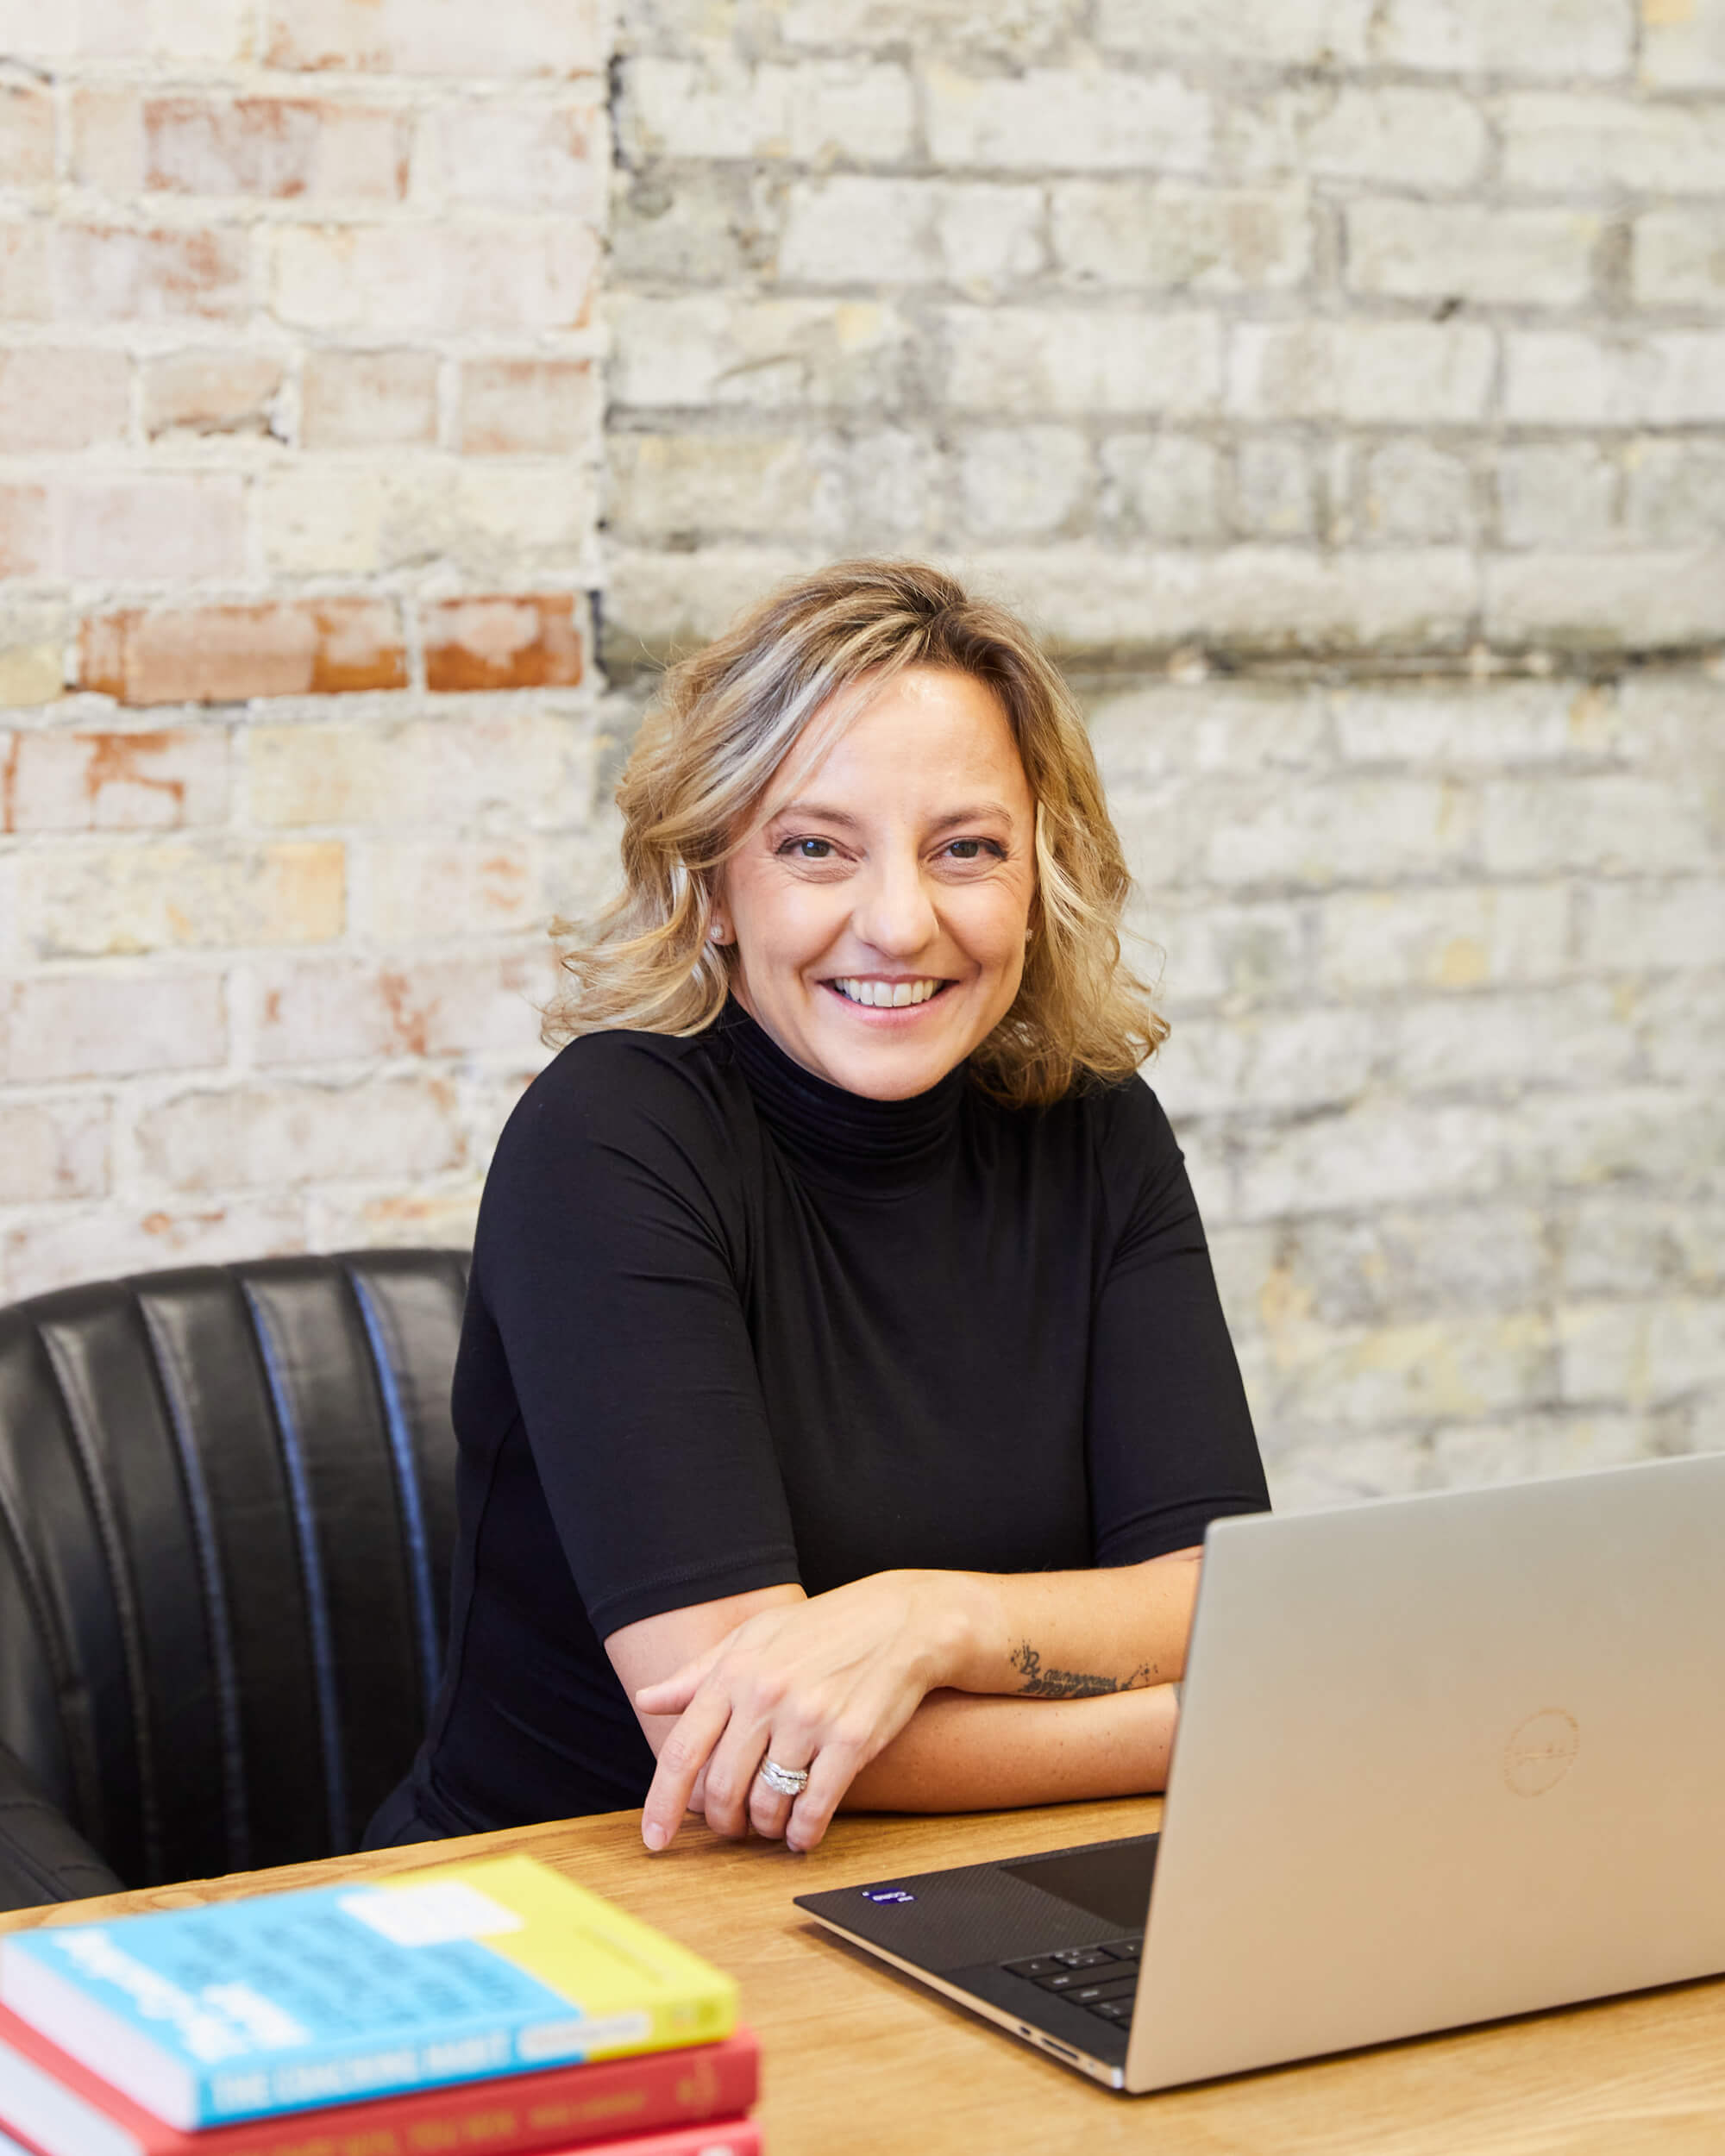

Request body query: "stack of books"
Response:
[0, 1852, 761, 2156]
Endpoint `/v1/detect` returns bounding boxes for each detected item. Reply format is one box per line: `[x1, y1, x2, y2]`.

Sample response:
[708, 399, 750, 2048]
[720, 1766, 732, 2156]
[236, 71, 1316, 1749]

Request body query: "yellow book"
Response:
[0, 1852, 738, 2130]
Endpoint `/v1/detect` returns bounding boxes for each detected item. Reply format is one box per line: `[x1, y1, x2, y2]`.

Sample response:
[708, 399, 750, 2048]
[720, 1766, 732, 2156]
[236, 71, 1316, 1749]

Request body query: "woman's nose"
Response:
[851, 855, 938, 955]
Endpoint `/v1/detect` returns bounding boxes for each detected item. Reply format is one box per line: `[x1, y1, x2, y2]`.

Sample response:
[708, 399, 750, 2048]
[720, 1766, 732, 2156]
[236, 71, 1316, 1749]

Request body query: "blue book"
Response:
[0, 1854, 736, 2131]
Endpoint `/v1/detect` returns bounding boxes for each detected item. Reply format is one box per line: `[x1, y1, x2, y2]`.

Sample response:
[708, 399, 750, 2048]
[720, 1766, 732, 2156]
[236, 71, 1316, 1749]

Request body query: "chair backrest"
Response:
[0, 1250, 468, 1888]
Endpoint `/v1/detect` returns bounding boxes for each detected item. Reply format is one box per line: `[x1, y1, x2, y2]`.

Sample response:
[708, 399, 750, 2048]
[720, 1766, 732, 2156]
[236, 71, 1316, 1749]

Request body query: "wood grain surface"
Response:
[4, 1798, 1723, 2156]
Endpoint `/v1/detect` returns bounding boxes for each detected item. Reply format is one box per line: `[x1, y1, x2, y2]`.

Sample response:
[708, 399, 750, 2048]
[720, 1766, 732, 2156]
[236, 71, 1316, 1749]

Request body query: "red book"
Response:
[0, 2005, 759, 2156]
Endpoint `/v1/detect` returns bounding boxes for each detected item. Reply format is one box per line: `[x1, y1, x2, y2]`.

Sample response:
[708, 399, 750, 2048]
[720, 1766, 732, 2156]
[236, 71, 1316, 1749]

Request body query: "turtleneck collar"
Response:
[716, 1000, 968, 1191]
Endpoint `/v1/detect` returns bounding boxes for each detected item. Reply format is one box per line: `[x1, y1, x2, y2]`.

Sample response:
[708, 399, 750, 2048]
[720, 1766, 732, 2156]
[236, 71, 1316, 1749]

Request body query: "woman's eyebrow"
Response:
[768, 799, 861, 827]
[925, 801, 1017, 831]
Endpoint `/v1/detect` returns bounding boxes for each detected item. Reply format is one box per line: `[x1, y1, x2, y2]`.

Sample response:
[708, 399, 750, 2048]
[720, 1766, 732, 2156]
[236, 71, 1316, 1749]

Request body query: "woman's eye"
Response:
[784, 837, 833, 860]
[942, 838, 1000, 862]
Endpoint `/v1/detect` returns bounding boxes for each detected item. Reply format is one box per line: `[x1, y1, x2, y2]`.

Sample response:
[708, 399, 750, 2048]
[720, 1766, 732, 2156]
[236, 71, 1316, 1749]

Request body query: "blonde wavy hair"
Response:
[546, 559, 1164, 1108]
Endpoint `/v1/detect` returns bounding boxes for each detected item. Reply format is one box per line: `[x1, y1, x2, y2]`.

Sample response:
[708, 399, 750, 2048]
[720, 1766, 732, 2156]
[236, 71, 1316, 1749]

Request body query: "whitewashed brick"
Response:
[1253, 1205, 1550, 1328]
[419, 97, 605, 215]
[1482, 774, 1709, 874]
[924, 62, 1212, 173]
[1333, 680, 1624, 762]
[1346, 201, 1599, 309]
[1152, 1005, 1378, 1119]
[3, 1197, 306, 1302]
[1502, 94, 1725, 194]
[1498, 444, 1622, 549]
[608, 430, 828, 537]
[361, 838, 540, 940]
[1, 724, 229, 830]
[1316, 885, 1570, 994]
[1504, 331, 1725, 425]
[268, 223, 598, 334]
[308, 1181, 482, 1253]
[1207, 774, 1477, 887]
[958, 425, 1088, 539]
[1578, 879, 1725, 970]
[1236, 1100, 1503, 1219]
[138, 1075, 466, 1191]
[1426, 1413, 1648, 1489]
[25, 842, 344, 957]
[1225, 85, 1488, 188]
[1132, 893, 1309, 1006]
[779, 178, 1044, 289]
[1559, 1297, 1725, 1404]
[1634, 209, 1725, 308]
[1097, 0, 1372, 63]
[1092, 681, 1331, 784]
[969, 545, 1477, 655]
[1514, 1086, 1722, 1187]
[1626, 441, 1725, 545]
[248, 709, 589, 830]
[1229, 320, 1494, 424]
[609, 295, 913, 410]
[1373, 0, 1632, 76]
[777, 0, 1078, 49]
[1236, 438, 1315, 538]
[605, 544, 829, 658]
[1642, 970, 1725, 1084]
[1560, 1191, 1725, 1294]
[1391, 982, 1640, 1094]
[1641, 0, 1725, 87]
[943, 307, 1222, 417]
[624, 55, 914, 163]
[266, 0, 604, 76]
[0, 1099, 110, 1203]
[1268, 1312, 1555, 1431]
[258, 463, 599, 580]
[1098, 435, 1221, 542]
[1484, 550, 1725, 650]
[5, 971, 225, 1081]
[61, 476, 246, 582]
[254, 950, 551, 1065]
[1051, 182, 1309, 294]
[1357, 441, 1476, 545]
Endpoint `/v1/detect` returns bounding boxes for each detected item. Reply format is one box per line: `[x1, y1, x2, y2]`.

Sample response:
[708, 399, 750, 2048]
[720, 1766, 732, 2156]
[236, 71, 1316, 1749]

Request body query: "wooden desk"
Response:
[5, 1798, 1724, 2156]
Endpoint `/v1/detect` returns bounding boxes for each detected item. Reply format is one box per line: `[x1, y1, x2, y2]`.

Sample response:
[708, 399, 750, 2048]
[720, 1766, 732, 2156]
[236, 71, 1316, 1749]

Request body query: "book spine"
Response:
[572, 2121, 761, 2156]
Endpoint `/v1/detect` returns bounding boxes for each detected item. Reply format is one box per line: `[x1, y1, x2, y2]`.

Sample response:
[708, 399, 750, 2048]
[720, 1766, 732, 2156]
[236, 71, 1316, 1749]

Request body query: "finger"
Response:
[783, 1739, 861, 1854]
[698, 1710, 778, 1839]
[747, 1743, 814, 1840]
[641, 1690, 734, 1851]
[635, 1639, 726, 1717]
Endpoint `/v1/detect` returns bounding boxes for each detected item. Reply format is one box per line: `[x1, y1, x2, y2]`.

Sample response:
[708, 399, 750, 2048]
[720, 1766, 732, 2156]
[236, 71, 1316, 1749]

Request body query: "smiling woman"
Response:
[364, 560, 1270, 1858]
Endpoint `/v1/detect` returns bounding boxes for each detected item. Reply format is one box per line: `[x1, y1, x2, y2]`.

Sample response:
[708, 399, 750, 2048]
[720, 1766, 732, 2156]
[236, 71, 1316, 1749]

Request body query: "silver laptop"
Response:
[796, 1451, 1725, 2091]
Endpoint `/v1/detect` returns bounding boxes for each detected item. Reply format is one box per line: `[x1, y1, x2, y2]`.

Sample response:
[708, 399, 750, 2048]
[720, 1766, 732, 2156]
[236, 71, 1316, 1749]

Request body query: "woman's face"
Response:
[719, 666, 1037, 1100]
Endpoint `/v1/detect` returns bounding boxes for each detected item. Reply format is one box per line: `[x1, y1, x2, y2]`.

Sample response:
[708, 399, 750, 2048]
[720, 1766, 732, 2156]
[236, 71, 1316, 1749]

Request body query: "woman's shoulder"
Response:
[490, 1024, 751, 1185]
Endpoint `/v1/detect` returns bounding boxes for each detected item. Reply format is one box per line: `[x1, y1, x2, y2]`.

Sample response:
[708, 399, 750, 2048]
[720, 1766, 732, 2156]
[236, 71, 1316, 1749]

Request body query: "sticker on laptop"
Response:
[862, 1888, 916, 1904]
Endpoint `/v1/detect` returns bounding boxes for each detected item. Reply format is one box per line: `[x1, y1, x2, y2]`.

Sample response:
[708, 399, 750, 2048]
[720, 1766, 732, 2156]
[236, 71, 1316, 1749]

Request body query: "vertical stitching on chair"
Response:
[137, 1295, 251, 1877]
[0, 1473, 100, 1848]
[241, 1284, 349, 1854]
[347, 1271, 441, 1713]
[37, 1326, 164, 1886]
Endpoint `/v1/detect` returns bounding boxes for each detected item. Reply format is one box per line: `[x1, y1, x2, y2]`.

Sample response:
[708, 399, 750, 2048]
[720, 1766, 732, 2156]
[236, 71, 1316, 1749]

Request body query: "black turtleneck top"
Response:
[392, 1003, 1268, 1836]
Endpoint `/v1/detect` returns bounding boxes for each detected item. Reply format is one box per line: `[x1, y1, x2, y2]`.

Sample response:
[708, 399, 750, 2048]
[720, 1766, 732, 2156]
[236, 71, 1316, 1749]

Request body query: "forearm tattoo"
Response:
[1010, 1641, 1153, 1699]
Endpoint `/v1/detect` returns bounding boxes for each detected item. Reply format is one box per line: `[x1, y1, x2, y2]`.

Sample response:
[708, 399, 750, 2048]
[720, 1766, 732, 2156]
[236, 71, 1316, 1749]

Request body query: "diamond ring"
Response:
[758, 1758, 811, 1798]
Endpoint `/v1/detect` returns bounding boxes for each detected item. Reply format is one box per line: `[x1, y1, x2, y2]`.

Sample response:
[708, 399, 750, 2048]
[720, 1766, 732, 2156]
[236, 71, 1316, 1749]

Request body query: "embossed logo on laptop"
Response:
[1503, 1708, 1580, 1796]
[862, 1888, 916, 1904]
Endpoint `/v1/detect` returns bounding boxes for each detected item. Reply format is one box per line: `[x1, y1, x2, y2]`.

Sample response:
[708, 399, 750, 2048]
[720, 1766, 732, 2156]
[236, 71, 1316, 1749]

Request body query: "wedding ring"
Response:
[758, 1758, 811, 1797]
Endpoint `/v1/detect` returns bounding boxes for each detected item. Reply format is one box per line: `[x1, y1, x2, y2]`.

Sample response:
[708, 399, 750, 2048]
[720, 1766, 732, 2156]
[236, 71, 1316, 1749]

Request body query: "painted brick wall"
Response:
[0, 0, 611, 1292]
[607, 0, 1725, 1504]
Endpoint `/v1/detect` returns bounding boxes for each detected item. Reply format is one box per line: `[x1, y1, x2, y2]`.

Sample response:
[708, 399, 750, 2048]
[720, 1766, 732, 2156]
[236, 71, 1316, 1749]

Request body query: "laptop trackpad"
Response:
[998, 1836, 1160, 1933]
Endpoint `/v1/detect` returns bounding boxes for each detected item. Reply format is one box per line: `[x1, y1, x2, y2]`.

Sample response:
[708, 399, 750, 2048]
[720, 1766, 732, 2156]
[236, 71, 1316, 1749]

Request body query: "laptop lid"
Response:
[1126, 1451, 1725, 2091]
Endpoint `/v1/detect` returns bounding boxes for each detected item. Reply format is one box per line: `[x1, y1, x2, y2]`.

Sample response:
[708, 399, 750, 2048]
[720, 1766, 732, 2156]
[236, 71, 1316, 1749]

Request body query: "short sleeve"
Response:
[466, 1036, 802, 1638]
[1084, 1078, 1270, 1564]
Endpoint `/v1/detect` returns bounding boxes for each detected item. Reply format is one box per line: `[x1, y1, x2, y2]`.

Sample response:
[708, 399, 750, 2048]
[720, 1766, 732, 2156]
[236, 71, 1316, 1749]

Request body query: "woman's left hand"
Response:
[633, 1570, 981, 1852]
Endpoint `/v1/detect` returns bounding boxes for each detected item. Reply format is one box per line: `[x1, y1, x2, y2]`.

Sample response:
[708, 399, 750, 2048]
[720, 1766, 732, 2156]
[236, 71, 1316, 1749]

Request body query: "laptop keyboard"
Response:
[1002, 1938, 1142, 2025]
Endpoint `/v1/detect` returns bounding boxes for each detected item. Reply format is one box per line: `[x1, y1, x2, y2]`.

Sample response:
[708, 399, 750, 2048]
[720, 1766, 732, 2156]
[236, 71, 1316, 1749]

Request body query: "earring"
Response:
[709, 921, 730, 945]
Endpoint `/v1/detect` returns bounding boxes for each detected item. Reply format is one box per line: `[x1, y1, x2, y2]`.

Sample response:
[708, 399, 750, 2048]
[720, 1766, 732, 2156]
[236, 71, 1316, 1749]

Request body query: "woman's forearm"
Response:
[840, 1682, 1179, 1814]
[919, 1546, 1203, 1702]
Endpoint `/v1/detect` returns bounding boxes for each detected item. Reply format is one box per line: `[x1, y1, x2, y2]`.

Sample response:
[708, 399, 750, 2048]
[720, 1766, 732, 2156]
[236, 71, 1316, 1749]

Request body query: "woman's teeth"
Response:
[831, 978, 943, 1007]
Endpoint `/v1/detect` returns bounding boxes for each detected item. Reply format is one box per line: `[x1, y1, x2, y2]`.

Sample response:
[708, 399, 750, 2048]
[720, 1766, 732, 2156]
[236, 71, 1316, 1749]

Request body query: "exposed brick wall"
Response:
[606, 0, 1725, 1501]
[0, 0, 609, 1293]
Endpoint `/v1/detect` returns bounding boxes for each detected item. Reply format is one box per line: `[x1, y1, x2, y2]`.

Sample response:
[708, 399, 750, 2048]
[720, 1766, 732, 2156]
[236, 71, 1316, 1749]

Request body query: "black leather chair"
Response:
[0, 1250, 467, 1911]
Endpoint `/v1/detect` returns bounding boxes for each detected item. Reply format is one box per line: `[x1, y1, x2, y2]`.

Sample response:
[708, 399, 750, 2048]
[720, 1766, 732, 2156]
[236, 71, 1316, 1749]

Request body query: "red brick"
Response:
[62, 476, 246, 580]
[422, 595, 583, 692]
[144, 97, 409, 201]
[53, 225, 249, 324]
[0, 84, 55, 187]
[459, 358, 596, 454]
[142, 348, 285, 436]
[0, 224, 52, 321]
[300, 348, 438, 447]
[0, 486, 50, 577]
[0, 348, 132, 453]
[79, 599, 407, 705]
[1, 725, 228, 832]
[264, 0, 604, 77]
